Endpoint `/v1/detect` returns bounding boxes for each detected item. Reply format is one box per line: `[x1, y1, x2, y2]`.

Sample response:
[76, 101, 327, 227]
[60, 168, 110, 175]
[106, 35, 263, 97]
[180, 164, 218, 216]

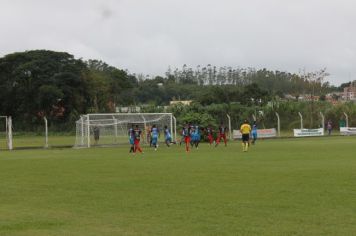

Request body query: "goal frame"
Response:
[75, 113, 177, 148]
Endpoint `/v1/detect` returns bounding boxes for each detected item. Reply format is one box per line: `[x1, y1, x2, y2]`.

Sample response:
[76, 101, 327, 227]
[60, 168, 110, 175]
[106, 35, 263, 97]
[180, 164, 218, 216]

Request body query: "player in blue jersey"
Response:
[128, 124, 135, 153]
[190, 125, 196, 147]
[251, 121, 258, 145]
[164, 125, 173, 147]
[192, 125, 201, 149]
[151, 124, 159, 151]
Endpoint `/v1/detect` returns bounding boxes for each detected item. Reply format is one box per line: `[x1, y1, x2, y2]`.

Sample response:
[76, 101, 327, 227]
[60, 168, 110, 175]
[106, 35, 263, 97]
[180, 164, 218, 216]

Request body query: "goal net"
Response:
[74, 113, 176, 148]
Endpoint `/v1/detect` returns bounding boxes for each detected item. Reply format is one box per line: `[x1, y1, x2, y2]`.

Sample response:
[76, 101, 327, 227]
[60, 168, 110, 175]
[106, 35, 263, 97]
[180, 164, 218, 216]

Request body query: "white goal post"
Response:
[0, 116, 13, 150]
[74, 113, 176, 148]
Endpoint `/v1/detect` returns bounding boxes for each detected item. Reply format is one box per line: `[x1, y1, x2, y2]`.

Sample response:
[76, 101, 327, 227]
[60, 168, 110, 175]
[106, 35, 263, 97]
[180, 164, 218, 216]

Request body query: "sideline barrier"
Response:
[293, 128, 324, 137]
[233, 128, 277, 139]
[340, 127, 356, 136]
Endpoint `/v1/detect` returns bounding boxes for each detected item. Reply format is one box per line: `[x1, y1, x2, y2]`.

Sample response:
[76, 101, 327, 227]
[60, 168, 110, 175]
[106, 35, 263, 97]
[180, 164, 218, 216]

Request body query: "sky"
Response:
[1, 0, 356, 85]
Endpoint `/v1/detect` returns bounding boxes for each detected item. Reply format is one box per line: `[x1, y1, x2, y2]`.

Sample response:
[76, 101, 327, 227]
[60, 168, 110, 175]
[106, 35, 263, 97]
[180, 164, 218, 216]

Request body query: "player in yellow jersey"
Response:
[240, 119, 251, 152]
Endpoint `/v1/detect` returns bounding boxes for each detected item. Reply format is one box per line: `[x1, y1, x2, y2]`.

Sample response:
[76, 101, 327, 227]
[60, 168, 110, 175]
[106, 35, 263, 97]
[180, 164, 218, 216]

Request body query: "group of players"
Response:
[128, 124, 173, 154]
[127, 120, 258, 154]
[180, 122, 229, 152]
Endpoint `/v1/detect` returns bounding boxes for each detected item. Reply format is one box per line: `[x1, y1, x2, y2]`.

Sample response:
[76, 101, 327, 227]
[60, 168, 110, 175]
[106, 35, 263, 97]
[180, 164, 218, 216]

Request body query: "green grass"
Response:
[0, 134, 75, 149]
[0, 137, 355, 235]
[13, 135, 75, 148]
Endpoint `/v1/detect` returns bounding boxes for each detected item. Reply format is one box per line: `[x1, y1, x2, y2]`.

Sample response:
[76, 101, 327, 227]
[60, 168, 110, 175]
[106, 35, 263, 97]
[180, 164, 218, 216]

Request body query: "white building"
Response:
[343, 82, 356, 101]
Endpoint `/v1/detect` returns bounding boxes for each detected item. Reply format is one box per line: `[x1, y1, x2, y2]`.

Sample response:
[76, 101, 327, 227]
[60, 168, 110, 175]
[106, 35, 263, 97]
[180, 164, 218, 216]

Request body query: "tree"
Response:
[85, 60, 137, 110]
[0, 51, 137, 130]
[0, 50, 88, 129]
[240, 83, 270, 106]
[300, 68, 330, 127]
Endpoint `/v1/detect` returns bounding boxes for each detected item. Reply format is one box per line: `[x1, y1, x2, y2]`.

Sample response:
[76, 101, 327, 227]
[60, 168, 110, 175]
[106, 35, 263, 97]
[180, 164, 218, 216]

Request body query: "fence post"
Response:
[7, 116, 13, 150]
[343, 112, 349, 127]
[141, 114, 147, 144]
[170, 114, 173, 143]
[298, 112, 303, 129]
[275, 112, 281, 137]
[227, 114, 232, 140]
[172, 116, 177, 143]
[44, 117, 48, 148]
[320, 112, 325, 131]
[87, 114, 91, 148]
[80, 116, 84, 146]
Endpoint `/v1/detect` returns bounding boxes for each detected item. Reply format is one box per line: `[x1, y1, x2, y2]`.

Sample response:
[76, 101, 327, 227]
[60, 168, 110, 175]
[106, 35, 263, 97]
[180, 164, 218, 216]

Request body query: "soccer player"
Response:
[133, 125, 143, 154]
[215, 122, 228, 147]
[146, 125, 152, 146]
[151, 124, 159, 151]
[190, 125, 196, 148]
[164, 125, 173, 147]
[182, 123, 192, 152]
[93, 126, 100, 145]
[206, 124, 214, 146]
[128, 124, 135, 153]
[327, 120, 332, 135]
[193, 125, 201, 149]
[251, 121, 258, 145]
[240, 119, 251, 152]
[179, 125, 185, 146]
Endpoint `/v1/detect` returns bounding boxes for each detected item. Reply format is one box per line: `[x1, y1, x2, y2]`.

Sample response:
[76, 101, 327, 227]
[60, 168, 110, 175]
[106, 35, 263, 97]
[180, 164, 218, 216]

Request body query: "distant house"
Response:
[170, 100, 193, 106]
[284, 94, 297, 100]
[343, 82, 356, 101]
[298, 94, 320, 101]
[116, 106, 141, 113]
[325, 92, 342, 103]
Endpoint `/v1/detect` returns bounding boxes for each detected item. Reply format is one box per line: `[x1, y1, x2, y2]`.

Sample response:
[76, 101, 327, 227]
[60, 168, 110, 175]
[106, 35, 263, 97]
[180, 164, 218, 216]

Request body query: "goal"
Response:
[0, 116, 13, 150]
[74, 113, 176, 148]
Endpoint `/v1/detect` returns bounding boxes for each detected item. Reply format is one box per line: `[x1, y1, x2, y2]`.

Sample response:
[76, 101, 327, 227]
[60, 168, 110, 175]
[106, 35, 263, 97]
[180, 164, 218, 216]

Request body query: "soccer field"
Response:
[0, 137, 355, 236]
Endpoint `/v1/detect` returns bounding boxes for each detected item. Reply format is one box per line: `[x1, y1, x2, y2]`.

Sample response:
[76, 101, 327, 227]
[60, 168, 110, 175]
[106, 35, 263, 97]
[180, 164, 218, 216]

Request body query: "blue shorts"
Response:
[165, 137, 172, 142]
[151, 136, 158, 145]
[129, 138, 134, 145]
[252, 132, 257, 139]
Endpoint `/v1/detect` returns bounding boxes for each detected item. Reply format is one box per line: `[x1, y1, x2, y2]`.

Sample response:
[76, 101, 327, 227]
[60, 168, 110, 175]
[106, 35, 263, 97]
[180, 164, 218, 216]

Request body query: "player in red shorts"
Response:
[133, 125, 143, 154]
[182, 123, 192, 152]
[215, 122, 228, 147]
[206, 125, 214, 146]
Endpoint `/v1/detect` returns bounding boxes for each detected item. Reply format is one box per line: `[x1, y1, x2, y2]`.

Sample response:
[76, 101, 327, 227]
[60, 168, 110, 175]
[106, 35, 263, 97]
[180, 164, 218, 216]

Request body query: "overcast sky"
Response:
[1, 0, 356, 85]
